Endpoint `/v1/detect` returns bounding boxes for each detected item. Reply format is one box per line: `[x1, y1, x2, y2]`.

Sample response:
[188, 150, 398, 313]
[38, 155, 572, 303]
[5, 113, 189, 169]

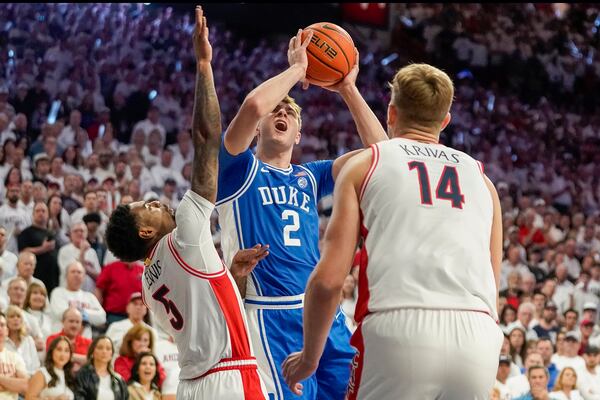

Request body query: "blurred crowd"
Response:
[0, 2, 598, 399]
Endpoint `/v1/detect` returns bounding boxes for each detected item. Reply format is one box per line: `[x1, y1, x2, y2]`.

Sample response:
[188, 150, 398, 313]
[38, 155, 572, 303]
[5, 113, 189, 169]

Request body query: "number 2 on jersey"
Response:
[152, 285, 184, 330]
[408, 161, 465, 209]
[282, 210, 301, 246]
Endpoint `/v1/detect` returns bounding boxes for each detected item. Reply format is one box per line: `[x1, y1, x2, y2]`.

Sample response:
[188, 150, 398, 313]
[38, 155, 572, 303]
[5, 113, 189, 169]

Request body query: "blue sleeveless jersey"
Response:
[216, 141, 333, 297]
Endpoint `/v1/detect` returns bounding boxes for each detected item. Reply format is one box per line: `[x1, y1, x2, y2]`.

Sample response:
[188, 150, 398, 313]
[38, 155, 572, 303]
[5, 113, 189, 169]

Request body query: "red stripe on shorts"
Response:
[347, 323, 365, 400]
[240, 368, 267, 399]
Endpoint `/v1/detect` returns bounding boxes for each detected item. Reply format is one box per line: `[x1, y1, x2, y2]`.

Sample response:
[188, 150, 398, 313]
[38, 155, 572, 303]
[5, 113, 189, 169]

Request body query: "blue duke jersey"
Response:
[216, 142, 333, 297]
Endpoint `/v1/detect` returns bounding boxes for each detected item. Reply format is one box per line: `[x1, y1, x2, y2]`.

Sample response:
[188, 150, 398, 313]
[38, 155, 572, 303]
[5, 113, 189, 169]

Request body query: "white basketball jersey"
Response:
[356, 138, 497, 323]
[142, 191, 256, 380]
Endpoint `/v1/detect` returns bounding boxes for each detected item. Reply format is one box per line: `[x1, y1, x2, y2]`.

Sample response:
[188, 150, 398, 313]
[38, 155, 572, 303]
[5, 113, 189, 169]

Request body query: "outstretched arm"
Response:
[281, 149, 371, 395]
[224, 30, 313, 155]
[326, 51, 388, 181]
[191, 5, 222, 203]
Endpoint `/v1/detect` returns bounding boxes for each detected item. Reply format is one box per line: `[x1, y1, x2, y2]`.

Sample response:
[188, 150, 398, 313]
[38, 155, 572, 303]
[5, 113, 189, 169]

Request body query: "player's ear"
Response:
[440, 113, 451, 131]
[387, 104, 397, 128]
[138, 226, 158, 240]
[295, 130, 301, 145]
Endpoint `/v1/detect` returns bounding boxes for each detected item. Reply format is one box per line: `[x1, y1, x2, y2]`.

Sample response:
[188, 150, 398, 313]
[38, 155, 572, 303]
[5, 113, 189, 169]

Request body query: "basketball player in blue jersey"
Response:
[216, 30, 387, 399]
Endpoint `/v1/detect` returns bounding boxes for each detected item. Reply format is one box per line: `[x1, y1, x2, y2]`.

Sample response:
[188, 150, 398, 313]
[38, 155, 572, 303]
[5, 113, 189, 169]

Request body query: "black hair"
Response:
[129, 352, 160, 390]
[105, 204, 148, 262]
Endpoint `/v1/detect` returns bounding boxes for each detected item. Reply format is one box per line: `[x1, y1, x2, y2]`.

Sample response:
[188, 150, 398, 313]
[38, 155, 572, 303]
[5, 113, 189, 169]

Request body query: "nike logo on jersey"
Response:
[260, 167, 270, 173]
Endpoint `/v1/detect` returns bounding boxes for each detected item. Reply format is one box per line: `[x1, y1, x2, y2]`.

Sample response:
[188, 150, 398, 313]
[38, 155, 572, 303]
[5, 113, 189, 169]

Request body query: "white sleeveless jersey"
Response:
[142, 190, 256, 380]
[356, 138, 497, 323]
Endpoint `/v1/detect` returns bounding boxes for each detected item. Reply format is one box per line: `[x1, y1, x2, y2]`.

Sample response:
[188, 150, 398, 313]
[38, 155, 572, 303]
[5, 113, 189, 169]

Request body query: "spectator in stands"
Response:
[501, 245, 531, 291]
[508, 352, 545, 399]
[0, 183, 31, 253]
[494, 355, 512, 400]
[5, 305, 39, 375]
[127, 352, 162, 400]
[577, 345, 600, 400]
[550, 367, 583, 400]
[552, 331, 585, 371]
[26, 335, 75, 400]
[0, 312, 28, 398]
[105, 292, 156, 355]
[133, 105, 166, 147]
[70, 190, 107, 230]
[513, 365, 550, 400]
[17, 201, 60, 293]
[536, 337, 559, 390]
[508, 322, 529, 368]
[61, 173, 83, 215]
[563, 309, 580, 333]
[82, 212, 105, 266]
[533, 301, 561, 343]
[579, 319, 595, 356]
[501, 270, 524, 311]
[57, 222, 101, 292]
[23, 282, 53, 342]
[154, 334, 179, 400]
[115, 325, 165, 388]
[46, 308, 90, 371]
[47, 193, 70, 248]
[49, 261, 106, 338]
[74, 335, 128, 400]
[0, 226, 18, 281]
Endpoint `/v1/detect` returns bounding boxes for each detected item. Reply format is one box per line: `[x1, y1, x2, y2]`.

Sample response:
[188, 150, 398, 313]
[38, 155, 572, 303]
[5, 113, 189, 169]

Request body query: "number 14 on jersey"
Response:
[408, 161, 465, 209]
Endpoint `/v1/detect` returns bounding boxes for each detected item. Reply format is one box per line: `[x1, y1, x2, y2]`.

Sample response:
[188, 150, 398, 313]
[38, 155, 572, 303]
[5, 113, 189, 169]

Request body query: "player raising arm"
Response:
[105, 6, 268, 399]
[215, 29, 387, 400]
[283, 63, 504, 399]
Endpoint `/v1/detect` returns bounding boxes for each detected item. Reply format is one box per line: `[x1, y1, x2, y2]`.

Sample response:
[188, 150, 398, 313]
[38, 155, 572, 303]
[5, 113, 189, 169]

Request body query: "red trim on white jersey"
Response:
[209, 274, 252, 359]
[354, 216, 371, 323]
[476, 160, 485, 176]
[359, 144, 380, 202]
[166, 233, 227, 279]
[347, 323, 365, 400]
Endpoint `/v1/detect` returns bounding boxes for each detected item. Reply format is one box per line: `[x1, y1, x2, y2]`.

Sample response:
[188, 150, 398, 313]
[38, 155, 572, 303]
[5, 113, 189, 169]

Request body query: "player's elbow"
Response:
[241, 93, 267, 119]
[310, 269, 344, 295]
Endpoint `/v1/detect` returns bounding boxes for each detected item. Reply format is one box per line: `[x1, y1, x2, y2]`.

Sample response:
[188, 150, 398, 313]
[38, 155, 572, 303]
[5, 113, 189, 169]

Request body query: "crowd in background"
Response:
[0, 3, 599, 399]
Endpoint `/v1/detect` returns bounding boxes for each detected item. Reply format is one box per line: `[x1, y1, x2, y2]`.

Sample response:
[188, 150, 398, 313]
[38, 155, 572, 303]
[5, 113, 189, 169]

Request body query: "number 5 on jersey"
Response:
[152, 285, 184, 330]
[408, 161, 465, 209]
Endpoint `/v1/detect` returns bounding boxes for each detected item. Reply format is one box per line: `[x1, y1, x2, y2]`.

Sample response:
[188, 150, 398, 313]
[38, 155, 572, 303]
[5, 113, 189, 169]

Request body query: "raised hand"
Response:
[323, 48, 359, 94]
[193, 5, 212, 63]
[287, 29, 313, 90]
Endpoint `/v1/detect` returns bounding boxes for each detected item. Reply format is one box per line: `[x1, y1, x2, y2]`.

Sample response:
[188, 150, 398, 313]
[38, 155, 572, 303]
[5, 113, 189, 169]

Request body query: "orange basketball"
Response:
[300, 22, 356, 87]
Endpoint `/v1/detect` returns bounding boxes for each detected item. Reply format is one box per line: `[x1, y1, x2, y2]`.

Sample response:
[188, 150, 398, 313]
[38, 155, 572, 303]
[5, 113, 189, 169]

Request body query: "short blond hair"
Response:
[389, 63, 454, 128]
[6, 305, 27, 339]
[282, 95, 302, 129]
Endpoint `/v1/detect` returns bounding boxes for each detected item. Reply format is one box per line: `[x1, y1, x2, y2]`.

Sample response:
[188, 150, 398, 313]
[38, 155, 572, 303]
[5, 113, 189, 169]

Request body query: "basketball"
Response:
[300, 22, 356, 87]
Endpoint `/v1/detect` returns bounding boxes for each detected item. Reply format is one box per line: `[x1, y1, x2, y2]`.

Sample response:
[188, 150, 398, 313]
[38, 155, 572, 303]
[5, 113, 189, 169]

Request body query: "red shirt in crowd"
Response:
[46, 331, 92, 355]
[96, 261, 144, 314]
[115, 355, 166, 387]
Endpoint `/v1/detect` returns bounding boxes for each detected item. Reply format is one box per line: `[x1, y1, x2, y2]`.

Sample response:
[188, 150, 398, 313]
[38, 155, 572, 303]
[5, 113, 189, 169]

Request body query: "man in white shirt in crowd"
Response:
[0, 226, 18, 281]
[0, 184, 30, 254]
[132, 105, 167, 147]
[168, 130, 193, 172]
[70, 190, 108, 229]
[57, 222, 101, 292]
[501, 245, 530, 291]
[494, 355, 513, 400]
[105, 292, 157, 354]
[507, 351, 544, 399]
[577, 345, 600, 400]
[0, 312, 28, 399]
[0, 251, 44, 305]
[552, 331, 586, 371]
[553, 263, 575, 314]
[154, 333, 180, 400]
[49, 261, 106, 338]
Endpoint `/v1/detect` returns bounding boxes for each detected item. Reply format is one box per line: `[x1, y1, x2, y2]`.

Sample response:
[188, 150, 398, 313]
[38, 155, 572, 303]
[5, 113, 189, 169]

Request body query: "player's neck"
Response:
[392, 127, 440, 144]
[256, 147, 293, 169]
